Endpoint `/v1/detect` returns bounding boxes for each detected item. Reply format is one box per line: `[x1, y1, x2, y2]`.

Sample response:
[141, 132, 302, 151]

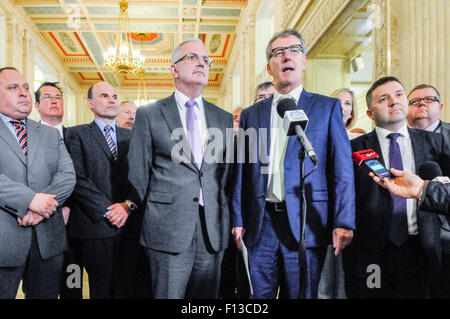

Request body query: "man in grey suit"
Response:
[128, 38, 234, 299]
[0, 67, 76, 299]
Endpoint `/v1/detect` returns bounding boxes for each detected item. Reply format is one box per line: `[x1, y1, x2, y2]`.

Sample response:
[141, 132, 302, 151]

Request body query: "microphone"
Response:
[418, 161, 450, 184]
[277, 97, 318, 165]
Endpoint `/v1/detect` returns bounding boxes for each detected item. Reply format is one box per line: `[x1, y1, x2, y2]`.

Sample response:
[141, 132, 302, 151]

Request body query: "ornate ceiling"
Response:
[14, 0, 248, 91]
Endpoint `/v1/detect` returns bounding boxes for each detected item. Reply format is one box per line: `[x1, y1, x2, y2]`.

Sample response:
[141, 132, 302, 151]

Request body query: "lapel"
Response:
[160, 93, 198, 172]
[88, 121, 114, 160]
[0, 117, 27, 165]
[365, 130, 385, 166]
[26, 119, 43, 166]
[409, 128, 426, 168]
[257, 97, 273, 156]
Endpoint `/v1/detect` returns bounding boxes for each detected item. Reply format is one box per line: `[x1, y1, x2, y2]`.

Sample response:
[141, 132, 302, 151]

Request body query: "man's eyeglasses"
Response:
[408, 96, 440, 106]
[174, 53, 213, 67]
[255, 94, 273, 102]
[270, 44, 305, 59]
[42, 94, 62, 101]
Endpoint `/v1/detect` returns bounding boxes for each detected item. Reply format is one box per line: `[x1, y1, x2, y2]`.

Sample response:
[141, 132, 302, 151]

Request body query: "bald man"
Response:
[65, 82, 135, 299]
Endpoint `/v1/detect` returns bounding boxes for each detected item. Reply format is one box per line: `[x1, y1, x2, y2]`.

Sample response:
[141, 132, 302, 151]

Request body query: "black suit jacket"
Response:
[343, 127, 450, 297]
[65, 121, 131, 239]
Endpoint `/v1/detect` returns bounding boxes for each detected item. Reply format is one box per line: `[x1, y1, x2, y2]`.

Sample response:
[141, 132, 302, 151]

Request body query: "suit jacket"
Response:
[441, 121, 450, 147]
[65, 121, 131, 239]
[0, 118, 75, 267]
[127, 93, 234, 254]
[231, 90, 356, 249]
[343, 128, 450, 296]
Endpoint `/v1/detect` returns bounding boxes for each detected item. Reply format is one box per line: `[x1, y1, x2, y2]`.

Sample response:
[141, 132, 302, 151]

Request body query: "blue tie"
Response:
[387, 133, 409, 247]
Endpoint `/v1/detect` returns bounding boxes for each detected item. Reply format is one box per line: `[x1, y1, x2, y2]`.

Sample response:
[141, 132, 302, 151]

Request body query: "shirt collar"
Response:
[273, 84, 303, 105]
[175, 90, 203, 112]
[0, 113, 26, 126]
[375, 123, 410, 140]
[94, 118, 116, 133]
[425, 119, 441, 132]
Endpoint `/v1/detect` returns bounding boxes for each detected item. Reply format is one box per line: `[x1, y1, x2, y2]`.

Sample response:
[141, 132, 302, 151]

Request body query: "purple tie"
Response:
[185, 99, 204, 206]
[387, 133, 408, 247]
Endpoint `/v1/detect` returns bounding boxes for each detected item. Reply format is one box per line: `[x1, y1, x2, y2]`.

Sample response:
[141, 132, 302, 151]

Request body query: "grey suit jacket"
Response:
[441, 121, 450, 147]
[0, 118, 76, 267]
[128, 93, 234, 254]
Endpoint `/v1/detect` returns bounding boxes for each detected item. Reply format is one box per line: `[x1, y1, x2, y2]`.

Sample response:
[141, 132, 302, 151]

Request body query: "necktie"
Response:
[185, 99, 204, 206]
[387, 133, 409, 247]
[104, 125, 118, 160]
[271, 95, 291, 201]
[10, 120, 28, 156]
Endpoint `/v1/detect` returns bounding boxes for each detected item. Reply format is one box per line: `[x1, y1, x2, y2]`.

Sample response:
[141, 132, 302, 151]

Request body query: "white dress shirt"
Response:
[40, 120, 63, 138]
[174, 89, 208, 150]
[266, 85, 303, 203]
[375, 124, 418, 235]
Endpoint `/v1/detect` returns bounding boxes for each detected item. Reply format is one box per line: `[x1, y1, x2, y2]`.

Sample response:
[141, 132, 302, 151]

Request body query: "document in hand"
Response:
[239, 237, 253, 295]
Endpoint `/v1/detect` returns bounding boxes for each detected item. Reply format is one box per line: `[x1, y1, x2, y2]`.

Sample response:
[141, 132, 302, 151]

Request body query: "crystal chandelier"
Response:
[103, 1, 145, 74]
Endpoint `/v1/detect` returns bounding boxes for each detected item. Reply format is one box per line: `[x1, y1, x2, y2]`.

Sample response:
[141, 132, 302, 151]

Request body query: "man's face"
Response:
[367, 81, 409, 129]
[0, 69, 32, 120]
[232, 109, 242, 131]
[407, 87, 443, 128]
[267, 35, 307, 92]
[35, 86, 64, 121]
[255, 86, 274, 103]
[171, 41, 210, 90]
[87, 82, 118, 121]
[116, 102, 137, 129]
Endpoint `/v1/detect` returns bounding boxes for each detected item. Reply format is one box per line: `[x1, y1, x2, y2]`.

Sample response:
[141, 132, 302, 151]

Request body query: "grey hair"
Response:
[265, 29, 307, 61]
[172, 38, 205, 63]
[254, 81, 274, 101]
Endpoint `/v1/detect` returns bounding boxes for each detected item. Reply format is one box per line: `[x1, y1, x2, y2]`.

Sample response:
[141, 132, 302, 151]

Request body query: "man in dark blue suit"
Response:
[231, 29, 355, 299]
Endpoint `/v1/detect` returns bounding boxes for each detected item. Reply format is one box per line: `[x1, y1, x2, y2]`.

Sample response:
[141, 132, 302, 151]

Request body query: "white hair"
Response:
[172, 38, 205, 63]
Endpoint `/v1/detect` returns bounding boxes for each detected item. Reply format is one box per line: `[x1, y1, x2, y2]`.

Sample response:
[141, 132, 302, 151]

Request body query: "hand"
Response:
[232, 227, 245, 250]
[106, 202, 130, 228]
[370, 168, 425, 199]
[333, 228, 353, 256]
[28, 193, 58, 218]
[62, 206, 70, 225]
[17, 210, 45, 227]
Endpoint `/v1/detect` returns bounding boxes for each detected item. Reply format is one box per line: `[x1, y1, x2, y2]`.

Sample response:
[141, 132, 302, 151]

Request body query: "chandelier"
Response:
[103, 0, 145, 74]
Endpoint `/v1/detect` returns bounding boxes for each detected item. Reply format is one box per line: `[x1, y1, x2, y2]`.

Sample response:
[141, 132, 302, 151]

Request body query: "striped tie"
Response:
[104, 125, 118, 160]
[10, 120, 28, 156]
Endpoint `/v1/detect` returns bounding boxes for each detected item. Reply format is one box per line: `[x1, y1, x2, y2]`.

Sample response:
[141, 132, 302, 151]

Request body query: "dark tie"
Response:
[104, 125, 118, 160]
[387, 133, 409, 247]
[185, 99, 204, 206]
[10, 120, 28, 156]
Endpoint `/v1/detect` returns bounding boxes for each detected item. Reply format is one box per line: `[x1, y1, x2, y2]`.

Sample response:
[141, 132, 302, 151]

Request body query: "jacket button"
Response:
[193, 197, 199, 202]
[200, 172, 203, 177]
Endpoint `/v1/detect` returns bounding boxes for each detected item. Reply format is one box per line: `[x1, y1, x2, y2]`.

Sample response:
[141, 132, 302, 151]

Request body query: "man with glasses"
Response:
[254, 81, 274, 103]
[231, 29, 355, 298]
[407, 84, 450, 298]
[127, 38, 233, 298]
[407, 84, 450, 146]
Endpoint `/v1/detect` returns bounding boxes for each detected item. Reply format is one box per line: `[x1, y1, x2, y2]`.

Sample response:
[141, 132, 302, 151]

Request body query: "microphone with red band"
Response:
[352, 149, 395, 179]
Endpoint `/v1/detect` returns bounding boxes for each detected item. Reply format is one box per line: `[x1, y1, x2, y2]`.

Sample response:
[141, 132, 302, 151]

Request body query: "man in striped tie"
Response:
[0, 67, 76, 298]
[65, 82, 137, 298]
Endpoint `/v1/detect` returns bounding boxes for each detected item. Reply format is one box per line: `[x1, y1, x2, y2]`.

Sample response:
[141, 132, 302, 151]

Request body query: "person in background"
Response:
[115, 100, 137, 130]
[331, 88, 365, 139]
[254, 81, 274, 103]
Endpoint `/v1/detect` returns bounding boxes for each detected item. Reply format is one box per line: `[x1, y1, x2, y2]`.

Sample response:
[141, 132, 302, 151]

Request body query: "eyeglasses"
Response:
[174, 53, 213, 67]
[270, 44, 305, 59]
[408, 96, 440, 106]
[42, 94, 62, 101]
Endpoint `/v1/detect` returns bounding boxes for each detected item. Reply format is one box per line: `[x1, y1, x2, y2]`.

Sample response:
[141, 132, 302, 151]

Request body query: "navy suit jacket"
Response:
[231, 89, 355, 249]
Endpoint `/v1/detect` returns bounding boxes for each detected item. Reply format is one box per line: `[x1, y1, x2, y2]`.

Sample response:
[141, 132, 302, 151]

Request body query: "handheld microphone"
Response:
[418, 161, 450, 184]
[352, 149, 394, 179]
[277, 97, 318, 165]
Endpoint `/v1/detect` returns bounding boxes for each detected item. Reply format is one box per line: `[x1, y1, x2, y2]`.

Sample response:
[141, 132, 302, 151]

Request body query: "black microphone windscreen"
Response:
[418, 161, 442, 180]
[276, 97, 297, 118]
